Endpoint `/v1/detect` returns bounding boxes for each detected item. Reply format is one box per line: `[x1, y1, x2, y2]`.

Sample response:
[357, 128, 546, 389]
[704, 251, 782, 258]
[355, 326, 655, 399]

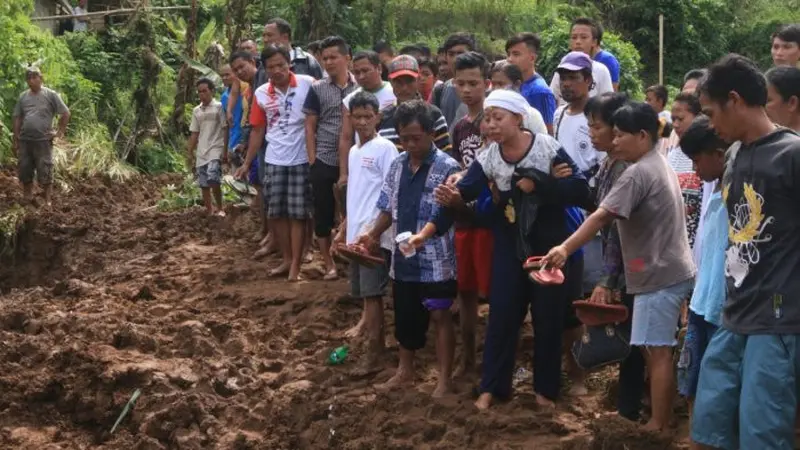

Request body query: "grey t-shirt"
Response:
[600, 149, 696, 294]
[13, 87, 69, 141]
[722, 128, 800, 334]
[189, 100, 226, 168]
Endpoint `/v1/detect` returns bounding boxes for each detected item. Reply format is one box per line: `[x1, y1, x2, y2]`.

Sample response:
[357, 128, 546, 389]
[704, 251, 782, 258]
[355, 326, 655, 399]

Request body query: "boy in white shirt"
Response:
[333, 91, 398, 369]
[188, 78, 228, 216]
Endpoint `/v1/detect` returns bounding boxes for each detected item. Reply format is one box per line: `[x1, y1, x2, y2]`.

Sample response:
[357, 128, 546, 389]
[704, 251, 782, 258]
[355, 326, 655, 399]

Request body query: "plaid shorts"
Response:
[264, 163, 311, 220]
[18, 139, 53, 185]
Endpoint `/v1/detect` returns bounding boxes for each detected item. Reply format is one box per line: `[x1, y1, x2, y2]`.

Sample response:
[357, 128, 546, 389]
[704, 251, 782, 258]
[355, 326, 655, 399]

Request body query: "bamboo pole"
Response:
[31, 6, 189, 21]
[658, 14, 664, 85]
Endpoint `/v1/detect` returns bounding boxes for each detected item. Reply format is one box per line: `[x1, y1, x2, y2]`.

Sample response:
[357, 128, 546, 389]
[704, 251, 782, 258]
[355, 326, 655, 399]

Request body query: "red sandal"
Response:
[525, 258, 565, 285]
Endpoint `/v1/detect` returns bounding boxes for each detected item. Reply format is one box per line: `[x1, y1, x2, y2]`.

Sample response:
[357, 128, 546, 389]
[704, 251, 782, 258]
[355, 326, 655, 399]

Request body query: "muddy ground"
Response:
[0, 171, 687, 449]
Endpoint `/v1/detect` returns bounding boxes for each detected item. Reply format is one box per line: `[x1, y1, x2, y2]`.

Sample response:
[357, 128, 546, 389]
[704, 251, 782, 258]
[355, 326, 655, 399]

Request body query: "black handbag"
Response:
[571, 324, 631, 371]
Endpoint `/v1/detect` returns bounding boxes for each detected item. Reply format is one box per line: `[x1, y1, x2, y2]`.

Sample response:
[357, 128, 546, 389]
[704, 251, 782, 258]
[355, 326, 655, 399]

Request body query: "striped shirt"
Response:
[377, 103, 452, 154]
[377, 146, 460, 283]
[302, 74, 358, 166]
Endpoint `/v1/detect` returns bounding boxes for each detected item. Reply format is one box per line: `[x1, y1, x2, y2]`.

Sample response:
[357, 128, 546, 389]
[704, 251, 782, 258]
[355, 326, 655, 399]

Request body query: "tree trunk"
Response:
[371, 0, 388, 43]
[169, 0, 198, 136]
[225, 0, 248, 54]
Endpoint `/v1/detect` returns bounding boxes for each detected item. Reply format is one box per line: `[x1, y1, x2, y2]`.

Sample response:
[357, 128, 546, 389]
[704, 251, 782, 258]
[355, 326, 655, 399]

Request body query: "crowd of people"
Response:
[10, 14, 800, 449]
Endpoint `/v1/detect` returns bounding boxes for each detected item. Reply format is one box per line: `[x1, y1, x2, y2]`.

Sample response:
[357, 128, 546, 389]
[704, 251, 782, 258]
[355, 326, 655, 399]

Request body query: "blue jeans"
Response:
[691, 328, 800, 449]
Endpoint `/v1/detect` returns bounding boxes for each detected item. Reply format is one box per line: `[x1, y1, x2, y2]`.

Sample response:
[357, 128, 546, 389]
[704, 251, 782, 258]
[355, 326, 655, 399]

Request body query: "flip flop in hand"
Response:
[523, 256, 565, 285]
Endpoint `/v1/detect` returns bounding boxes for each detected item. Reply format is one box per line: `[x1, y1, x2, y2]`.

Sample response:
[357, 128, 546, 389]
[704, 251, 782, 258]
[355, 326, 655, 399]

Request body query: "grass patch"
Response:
[0, 204, 25, 256]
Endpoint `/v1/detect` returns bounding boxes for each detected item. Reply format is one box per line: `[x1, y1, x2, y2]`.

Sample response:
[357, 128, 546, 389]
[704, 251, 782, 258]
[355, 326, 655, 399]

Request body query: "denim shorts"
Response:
[677, 310, 718, 397]
[197, 159, 222, 188]
[581, 235, 604, 293]
[691, 328, 800, 450]
[631, 278, 693, 347]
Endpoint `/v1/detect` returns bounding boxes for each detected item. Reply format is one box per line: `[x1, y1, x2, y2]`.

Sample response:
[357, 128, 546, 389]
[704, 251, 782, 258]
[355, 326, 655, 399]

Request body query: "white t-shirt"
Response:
[73, 6, 88, 32]
[524, 105, 548, 136]
[253, 73, 315, 166]
[659, 110, 672, 124]
[189, 100, 226, 168]
[550, 61, 614, 105]
[346, 136, 399, 250]
[553, 104, 603, 176]
[342, 82, 396, 112]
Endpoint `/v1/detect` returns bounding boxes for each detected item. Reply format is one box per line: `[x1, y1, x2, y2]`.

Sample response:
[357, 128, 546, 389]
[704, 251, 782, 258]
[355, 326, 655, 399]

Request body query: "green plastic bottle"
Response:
[328, 346, 349, 365]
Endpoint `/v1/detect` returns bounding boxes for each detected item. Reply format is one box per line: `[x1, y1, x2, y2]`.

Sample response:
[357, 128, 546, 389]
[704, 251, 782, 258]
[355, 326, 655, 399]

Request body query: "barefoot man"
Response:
[248, 45, 315, 281]
[332, 91, 398, 368]
[357, 100, 460, 397]
[12, 66, 70, 207]
[188, 77, 228, 216]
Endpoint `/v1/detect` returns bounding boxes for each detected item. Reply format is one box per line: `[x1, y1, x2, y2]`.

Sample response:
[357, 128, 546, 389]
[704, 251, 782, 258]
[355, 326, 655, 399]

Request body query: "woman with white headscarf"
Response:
[439, 89, 590, 410]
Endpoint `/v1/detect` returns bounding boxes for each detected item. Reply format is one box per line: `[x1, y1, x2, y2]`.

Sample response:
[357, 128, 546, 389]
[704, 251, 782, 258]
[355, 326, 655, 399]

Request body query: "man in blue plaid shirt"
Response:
[357, 100, 460, 398]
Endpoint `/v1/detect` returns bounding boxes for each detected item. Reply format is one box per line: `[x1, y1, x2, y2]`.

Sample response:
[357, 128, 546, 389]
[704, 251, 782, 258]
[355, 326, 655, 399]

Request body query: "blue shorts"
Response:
[692, 328, 800, 450]
[248, 157, 260, 186]
[631, 278, 692, 347]
[197, 159, 221, 188]
[581, 235, 604, 293]
[677, 310, 718, 397]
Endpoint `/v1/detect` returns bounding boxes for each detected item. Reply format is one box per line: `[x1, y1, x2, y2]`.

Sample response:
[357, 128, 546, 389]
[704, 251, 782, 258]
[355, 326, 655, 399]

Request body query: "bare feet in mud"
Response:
[344, 318, 366, 339]
[287, 266, 302, 282]
[253, 245, 277, 260]
[452, 360, 476, 380]
[568, 383, 589, 396]
[641, 420, 666, 433]
[351, 353, 382, 378]
[535, 393, 556, 409]
[475, 392, 493, 410]
[269, 264, 290, 277]
[376, 371, 413, 392]
[432, 380, 454, 398]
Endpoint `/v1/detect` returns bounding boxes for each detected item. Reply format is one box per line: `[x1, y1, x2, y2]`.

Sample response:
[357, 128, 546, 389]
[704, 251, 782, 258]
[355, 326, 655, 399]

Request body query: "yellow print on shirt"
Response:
[723, 183, 775, 288]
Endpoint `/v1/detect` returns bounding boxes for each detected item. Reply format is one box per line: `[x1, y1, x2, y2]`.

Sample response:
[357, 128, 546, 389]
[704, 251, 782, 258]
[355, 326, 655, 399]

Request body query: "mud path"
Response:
[0, 172, 685, 449]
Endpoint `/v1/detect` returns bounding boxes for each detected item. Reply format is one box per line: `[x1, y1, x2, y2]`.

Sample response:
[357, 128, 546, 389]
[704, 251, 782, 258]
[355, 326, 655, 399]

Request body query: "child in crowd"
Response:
[357, 100, 461, 397]
[543, 102, 695, 431]
[188, 77, 228, 216]
[668, 93, 704, 249]
[674, 116, 728, 441]
[333, 91, 398, 370]
[435, 51, 493, 377]
[645, 84, 671, 124]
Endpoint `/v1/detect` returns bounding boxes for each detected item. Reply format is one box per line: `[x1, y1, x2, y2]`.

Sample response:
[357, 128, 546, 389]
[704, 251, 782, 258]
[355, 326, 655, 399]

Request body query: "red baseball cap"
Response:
[389, 55, 419, 79]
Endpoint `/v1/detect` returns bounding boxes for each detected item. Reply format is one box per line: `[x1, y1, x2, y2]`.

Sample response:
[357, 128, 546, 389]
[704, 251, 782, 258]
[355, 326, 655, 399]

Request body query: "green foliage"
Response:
[137, 139, 187, 174]
[593, 0, 735, 86]
[536, 16, 644, 99]
[0, 0, 129, 180]
[0, 204, 25, 256]
[158, 174, 202, 210]
[727, 1, 800, 70]
[0, 0, 100, 141]
[52, 124, 138, 183]
[157, 173, 239, 211]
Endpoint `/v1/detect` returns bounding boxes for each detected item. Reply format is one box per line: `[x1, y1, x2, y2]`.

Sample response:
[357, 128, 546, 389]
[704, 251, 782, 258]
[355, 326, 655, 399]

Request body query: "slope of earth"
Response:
[0, 172, 686, 449]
